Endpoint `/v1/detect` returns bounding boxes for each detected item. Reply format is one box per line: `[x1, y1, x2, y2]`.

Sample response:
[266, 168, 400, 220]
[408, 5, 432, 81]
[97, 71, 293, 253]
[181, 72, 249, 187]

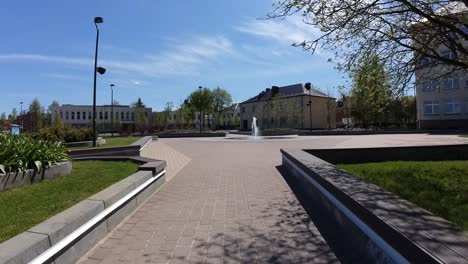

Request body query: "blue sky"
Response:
[0, 0, 346, 114]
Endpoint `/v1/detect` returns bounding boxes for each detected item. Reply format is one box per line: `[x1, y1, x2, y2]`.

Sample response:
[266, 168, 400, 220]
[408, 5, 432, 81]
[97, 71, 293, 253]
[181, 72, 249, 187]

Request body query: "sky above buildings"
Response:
[0, 0, 347, 114]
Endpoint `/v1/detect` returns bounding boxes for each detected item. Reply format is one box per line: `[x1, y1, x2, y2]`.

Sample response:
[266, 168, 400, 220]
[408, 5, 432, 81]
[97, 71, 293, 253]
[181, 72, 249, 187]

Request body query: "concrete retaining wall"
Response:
[0, 161, 72, 192]
[62, 138, 106, 148]
[68, 136, 154, 159]
[155, 132, 226, 138]
[306, 144, 468, 164]
[281, 148, 468, 264]
[0, 159, 166, 264]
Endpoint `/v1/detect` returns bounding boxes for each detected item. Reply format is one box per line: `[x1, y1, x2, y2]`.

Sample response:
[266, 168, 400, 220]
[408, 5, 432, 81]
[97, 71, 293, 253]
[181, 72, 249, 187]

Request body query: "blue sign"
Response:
[11, 126, 20, 135]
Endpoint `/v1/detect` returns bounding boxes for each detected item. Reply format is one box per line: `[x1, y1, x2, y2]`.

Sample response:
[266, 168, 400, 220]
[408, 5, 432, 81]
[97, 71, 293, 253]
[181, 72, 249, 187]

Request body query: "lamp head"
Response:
[97, 67, 106, 75]
[94, 17, 103, 24]
[198, 86, 202, 89]
[110, 84, 115, 87]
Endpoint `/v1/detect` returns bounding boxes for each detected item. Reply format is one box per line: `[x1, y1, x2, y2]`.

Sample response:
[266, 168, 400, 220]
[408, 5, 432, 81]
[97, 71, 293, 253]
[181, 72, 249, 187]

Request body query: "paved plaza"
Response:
[78, 134, 468, 264]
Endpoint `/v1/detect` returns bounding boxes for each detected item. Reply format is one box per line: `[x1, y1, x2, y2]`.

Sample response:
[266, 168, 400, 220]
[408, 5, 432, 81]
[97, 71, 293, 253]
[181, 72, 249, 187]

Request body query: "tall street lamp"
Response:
[19, 102, 23, 130]
[93, 17, 106, 147]
[110, 83, 114, 137]
[305, 83, 313, 131]
[198, 86, 202, 133]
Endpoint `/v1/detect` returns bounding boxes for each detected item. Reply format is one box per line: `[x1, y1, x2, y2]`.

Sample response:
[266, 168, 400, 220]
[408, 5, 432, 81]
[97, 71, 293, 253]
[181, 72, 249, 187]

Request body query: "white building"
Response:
[51, 104, 152, 132]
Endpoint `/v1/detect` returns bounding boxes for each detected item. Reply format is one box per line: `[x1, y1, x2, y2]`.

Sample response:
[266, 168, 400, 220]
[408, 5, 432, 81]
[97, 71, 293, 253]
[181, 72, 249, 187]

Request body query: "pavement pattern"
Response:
[78, 134, 468, 264]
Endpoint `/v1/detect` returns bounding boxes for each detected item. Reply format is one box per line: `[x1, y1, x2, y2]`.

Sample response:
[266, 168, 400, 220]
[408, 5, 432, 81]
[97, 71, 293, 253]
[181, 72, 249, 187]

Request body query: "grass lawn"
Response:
[338, 161, 468, 230]
[0, 160, 139, 243]
[67, 136, 141, 150]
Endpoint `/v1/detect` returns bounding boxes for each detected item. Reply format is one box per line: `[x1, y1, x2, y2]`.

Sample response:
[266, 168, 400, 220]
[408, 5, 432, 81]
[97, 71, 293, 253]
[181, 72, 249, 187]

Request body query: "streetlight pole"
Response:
[199, 86, 202, 133]
[110, 84, 114, 137]
[93, 17, 104, 147]
[305, 83, 313, 131]
[19, 102, 23, 131]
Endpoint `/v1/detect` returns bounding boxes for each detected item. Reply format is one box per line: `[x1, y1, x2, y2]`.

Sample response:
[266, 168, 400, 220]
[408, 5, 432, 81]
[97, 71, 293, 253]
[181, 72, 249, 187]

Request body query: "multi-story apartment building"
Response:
[414, 2, 468, 129]
[239, 83, 336, 130]
[51, 104, 153, 132]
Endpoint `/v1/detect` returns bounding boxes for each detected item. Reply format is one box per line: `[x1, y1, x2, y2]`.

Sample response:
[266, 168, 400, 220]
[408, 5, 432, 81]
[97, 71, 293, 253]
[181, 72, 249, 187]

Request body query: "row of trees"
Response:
[153, 86, 235, 130]
[343, 53, 416, 128]
[0, 99, 60, 132]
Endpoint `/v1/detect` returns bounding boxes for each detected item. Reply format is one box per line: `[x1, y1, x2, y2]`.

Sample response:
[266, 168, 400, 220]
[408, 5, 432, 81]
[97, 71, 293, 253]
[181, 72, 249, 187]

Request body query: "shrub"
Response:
[35, 125, 94, 143]
[0, 134, 70, 174]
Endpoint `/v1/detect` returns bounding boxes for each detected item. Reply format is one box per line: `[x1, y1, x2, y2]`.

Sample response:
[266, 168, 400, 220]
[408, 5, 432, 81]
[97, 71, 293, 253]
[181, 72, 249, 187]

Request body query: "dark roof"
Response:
[240, 83, 330, 104]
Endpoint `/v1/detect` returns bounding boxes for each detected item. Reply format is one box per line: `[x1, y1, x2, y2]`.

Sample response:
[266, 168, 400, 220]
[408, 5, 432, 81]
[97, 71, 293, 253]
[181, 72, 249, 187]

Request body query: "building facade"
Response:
[51, 104, 153, 132]
[414, 3, 468, 129]
[239, 83, 336, 130]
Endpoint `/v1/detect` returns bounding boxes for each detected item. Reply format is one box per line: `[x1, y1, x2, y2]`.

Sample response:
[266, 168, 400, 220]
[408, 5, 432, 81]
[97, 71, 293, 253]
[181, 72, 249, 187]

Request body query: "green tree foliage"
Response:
[212, 87, 233, 113]
[9, 108, 17, 123]
[162, 102, 174, 129]
[269, 1, 468, 93]
[350, 54, 392, 127]
[0, 113, 6, 128]
[29, 98, 44, 131]
[186, 88, 214, 129]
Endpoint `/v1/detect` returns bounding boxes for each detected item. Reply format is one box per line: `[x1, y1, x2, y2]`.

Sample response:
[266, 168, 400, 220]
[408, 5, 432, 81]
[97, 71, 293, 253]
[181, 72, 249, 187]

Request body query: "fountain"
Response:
[251, 117, 260, 137]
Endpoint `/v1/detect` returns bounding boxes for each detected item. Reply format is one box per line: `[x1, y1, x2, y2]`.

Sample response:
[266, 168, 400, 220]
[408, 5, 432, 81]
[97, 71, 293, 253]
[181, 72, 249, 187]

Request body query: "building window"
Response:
[465, 79, 468, 89]
[420, 56, 431, 66]
[444, 99, 461, 114]
[251, 105, 255, 113]
[144, 112, 147, 117]
[71, 112, 75, 120]
[77, 112, 80, 120]
[83, 112, 86, 120]
[422, 80, 439, 92]
[242, 106, 245, 113]
[99, 112, 103, 120]
[423, 100, 439, 115]
[121, 112, 124, 120]
[105, 112, 108, 120]
[65, 112, 69, 120]
[443, 74, 459, 90]
[89, 112, 92, 120]
[126, 112, 129, 120]
[131, 112, 135, 121]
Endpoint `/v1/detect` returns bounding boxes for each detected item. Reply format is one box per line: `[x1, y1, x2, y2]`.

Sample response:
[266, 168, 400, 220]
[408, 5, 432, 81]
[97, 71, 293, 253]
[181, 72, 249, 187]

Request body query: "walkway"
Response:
[78, 134, 468, 264]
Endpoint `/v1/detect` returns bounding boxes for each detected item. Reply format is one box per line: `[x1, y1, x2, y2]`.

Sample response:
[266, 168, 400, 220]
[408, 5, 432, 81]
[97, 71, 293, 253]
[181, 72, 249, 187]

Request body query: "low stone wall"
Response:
[0, 158, 166, 264]
[68, 136, 154, 159]
[306, 144, 468, 164]
[281, 148, 468, 264]
[298, 129, 462, 136]
[0, 161, 72, 192]
[62, 138, 106, 148]
[155, 132, 226, 138]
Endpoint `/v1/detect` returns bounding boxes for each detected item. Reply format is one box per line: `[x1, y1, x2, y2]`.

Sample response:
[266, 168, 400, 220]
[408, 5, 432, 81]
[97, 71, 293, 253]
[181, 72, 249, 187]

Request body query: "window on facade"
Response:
[131, 112, 135, 121]
[423, 100, 439, 115]
[83, 112, 86, 120]
[420, 56, 431, 66]
[65, 112, 69, 120]
[252, 105, 255, 113]
[99, 112, 103, 120]
[443, 74, 459, 89]
[71, 112, 75, 120]
[120, 112, 123, 120]
[465, 79, 468, 89]
[444, 99, 461, 114]
[105, 112, 108, 120]
[422, 80, 439, 92]
[89, 112, 92, 120]
[144, 112, 147, 117]
[125, 112, 129, 120]
[242, 106, 245, 113]
[77, 112, 80, 120]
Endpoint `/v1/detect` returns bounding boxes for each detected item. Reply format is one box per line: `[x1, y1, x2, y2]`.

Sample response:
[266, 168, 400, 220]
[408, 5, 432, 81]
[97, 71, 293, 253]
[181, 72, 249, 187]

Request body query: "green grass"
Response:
[0, 160, 139, 243]
[67, 136, 141, 150]
[338, 161, 468, 230]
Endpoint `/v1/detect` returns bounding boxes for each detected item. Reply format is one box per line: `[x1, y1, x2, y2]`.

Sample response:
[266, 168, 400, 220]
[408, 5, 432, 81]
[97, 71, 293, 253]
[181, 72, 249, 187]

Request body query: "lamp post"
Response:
[305, 83, 312, 131]
[198, 86, 202, 133]
[110, 84, 114, 136]
[19, 102, 23, 130]
[92, 17, 105, 147]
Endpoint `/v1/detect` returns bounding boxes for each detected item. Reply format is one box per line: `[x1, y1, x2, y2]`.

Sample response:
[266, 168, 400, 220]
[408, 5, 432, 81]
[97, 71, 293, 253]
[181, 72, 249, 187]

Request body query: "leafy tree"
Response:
[29, 98, 44, 131]
[187, 88, 213, 130]
[8, 108, 17, 122]
[212, 87, 233, 113]
[269, 1, 468, 93]
[162, 102, 174, 129]
[0, 112, 6, 128]
[350, 54, 393, 127]
[132, 97, 146, 108]
[45, 100, 60, 126]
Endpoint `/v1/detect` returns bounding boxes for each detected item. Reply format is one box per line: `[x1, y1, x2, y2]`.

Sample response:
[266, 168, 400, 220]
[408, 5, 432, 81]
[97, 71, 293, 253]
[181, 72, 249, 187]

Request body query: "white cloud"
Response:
[0, 35, 234, 77]
[234, 17, 321, 46]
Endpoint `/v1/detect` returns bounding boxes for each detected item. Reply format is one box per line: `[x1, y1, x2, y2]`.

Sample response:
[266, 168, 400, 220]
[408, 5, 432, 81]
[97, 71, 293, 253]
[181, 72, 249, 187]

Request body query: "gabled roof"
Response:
[241, 83, 331, 104]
